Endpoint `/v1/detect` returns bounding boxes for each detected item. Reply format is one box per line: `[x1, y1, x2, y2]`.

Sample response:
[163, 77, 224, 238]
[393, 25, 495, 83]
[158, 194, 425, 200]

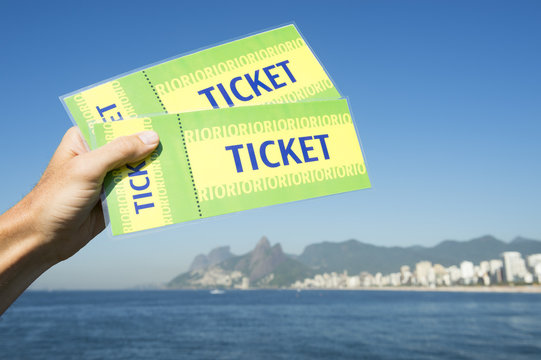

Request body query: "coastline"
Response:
[164, 286, 541, 293]
[293, 285, 541, 293]
[29, 285, 541, 293]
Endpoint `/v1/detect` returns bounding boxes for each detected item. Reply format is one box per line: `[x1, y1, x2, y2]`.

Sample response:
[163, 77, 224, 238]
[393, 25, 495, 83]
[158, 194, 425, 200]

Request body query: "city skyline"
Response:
[293, 251, 541, 290]
[102, 234, 541, 290]
[165, 234, 541, 290]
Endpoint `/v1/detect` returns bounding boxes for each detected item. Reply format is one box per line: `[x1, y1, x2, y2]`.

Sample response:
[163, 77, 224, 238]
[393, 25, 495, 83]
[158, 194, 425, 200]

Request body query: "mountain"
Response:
[297, 235, 541, 274]
[220, 237, 286, 282]
[508, 236, 541, 255]
[168, 237, 314, 289]
[298, 239, 421, 275]
[189, 246, 233, 272]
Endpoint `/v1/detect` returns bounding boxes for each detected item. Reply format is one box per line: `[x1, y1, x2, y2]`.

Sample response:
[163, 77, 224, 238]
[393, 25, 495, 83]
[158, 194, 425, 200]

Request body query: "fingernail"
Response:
[137, 131, 159, 145]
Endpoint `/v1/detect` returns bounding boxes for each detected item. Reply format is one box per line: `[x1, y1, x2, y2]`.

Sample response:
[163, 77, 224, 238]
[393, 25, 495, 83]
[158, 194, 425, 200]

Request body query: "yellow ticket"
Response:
[62, 24, 341, 144]
[93, 100, 370, 235]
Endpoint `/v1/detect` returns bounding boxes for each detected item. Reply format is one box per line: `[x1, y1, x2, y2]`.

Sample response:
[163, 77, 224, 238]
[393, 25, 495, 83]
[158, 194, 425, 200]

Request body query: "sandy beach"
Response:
[314, 285, 541, 293]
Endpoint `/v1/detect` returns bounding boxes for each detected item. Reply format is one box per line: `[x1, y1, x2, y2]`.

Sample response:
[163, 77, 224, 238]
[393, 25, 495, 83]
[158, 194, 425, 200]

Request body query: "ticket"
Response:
[93, 99, 371, 235]
[62, 24, 341, 144]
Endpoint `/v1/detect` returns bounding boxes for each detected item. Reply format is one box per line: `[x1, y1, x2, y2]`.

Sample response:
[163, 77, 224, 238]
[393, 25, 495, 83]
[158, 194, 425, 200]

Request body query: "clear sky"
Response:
[1, 1, 539, 289]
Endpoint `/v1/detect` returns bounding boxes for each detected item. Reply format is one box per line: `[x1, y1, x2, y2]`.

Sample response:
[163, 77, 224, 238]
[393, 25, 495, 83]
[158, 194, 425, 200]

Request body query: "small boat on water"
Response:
[210, 289, 225, 295]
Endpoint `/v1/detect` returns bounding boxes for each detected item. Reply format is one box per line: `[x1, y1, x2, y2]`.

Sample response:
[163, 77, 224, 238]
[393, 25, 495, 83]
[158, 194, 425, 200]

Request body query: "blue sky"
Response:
[0, 1, 539, 289]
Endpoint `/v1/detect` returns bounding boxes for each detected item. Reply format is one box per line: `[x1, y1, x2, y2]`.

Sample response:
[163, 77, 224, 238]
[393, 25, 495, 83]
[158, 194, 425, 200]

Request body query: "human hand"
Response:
[0, 127, 159, 314]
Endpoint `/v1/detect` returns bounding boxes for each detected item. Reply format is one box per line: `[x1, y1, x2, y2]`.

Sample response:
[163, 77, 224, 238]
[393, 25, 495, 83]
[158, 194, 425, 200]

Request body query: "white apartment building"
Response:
[460, 261, 475, 285]
[415, 261, 433, 286]
[501, 251, 528, 283]
[489, 259, 503, 274]
[527, 254, 541, 268]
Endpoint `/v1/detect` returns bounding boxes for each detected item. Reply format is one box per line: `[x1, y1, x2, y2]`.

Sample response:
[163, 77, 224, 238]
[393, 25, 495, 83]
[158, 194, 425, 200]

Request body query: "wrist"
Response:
[0, 196, 58, 314]
[0, 194, 58, 271]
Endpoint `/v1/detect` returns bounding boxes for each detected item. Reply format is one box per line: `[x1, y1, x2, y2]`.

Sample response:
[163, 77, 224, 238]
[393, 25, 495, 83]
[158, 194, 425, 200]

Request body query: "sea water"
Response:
[1, 290, 540, 359]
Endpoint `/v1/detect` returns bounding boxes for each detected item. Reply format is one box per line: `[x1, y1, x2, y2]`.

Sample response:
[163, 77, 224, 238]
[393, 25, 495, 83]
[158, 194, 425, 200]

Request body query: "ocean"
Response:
[1, 290, 540, 359]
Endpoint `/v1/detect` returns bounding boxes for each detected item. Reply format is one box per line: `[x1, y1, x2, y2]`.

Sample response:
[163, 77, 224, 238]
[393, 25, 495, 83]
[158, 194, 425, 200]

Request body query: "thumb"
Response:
[82, 131, 160, 176]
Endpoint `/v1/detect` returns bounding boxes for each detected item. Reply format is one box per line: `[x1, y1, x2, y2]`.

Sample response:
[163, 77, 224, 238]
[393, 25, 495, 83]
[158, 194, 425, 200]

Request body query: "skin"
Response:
[0, 127, 159, 315]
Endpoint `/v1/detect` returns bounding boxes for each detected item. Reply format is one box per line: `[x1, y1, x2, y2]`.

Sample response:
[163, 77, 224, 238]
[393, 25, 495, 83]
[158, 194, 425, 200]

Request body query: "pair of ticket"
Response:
[61, 24, 371, 235]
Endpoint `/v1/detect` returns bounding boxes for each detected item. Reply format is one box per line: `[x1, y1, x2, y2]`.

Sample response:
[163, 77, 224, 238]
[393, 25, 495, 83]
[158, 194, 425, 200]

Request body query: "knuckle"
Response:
[68, 157, 87, 178]
[65, 126, 78, 137]
[60, 126, 80, 144]
[114, 136, 138, 158]
[66, 126, 79, 137]
[70, 156, 101, 182]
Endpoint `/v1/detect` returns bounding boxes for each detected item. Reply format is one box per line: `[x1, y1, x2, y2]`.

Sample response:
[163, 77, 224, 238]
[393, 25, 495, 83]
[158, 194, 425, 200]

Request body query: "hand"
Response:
[0, 127, 159, 314]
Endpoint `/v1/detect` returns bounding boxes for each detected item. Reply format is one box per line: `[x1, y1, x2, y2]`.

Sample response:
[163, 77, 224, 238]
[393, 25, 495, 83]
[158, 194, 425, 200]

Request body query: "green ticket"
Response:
[93, 99, 371, 235]
[62, 24, 341, 144]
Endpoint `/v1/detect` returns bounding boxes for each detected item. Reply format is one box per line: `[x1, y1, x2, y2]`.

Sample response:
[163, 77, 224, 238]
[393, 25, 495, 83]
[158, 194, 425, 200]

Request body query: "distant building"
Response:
[389, 273, 401, 287]
[241, 277, 250, 289]
[501, 252, 528, 283]
[479, 261, 490, 276]
[448, 265, 461, 284]
[534, 264, 541, 283]
[460, 261, 475, 285]
[347, 276, 360, 288]
[415, 261, 433, 286]
[400, 265, 412, 285]
[433, 264, 447, 286]
[360, 272, 374, 287]
[374, 272, 383, 287]
[527, 254, 541, 269]
[489, 259, 503, 274]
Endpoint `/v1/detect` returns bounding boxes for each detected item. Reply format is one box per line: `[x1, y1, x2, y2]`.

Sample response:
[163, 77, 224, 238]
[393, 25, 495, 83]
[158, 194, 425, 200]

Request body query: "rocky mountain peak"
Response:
[272, 243, 283, 254]
[256, 236, 271, 249]
[208, 246, 233, 265]
[189, 246, 233, 272]
[189, 254, 209, 272]
[168, 236, 314, 289]
[248, 239, 287, 281]
[250, 237, 271, 267]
